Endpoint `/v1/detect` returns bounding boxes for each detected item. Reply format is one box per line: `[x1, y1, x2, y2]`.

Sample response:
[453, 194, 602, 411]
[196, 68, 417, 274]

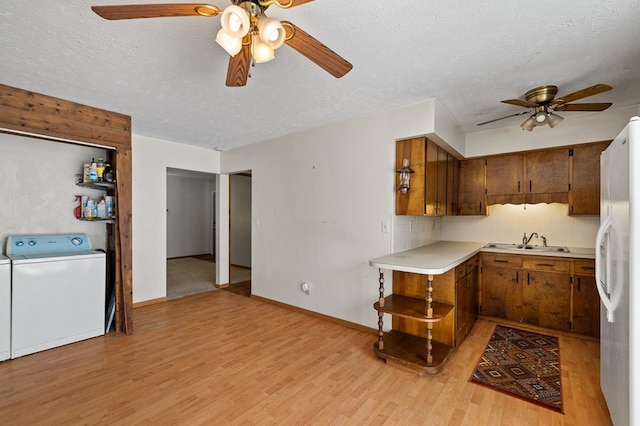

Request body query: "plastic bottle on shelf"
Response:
[89, 159, 98, 182]
[96, 158, 105, 181]
[97, 199, 107, 218]
[104, 162, 114, 182]
[85, 199, 96, 218]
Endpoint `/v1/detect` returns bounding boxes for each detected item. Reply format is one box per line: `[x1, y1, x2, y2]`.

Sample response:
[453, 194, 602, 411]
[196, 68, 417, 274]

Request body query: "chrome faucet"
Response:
[523, 232, 538, 245]
[541, 236, 547, 247]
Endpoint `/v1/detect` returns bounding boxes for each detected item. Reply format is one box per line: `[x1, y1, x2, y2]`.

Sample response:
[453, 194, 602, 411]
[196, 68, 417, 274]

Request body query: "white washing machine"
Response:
[7, 234, 106, 359]
[0, 253, 10, 362]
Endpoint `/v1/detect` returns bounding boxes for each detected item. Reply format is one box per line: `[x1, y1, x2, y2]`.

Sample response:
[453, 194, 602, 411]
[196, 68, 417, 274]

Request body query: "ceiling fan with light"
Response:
[477, 83, 613, 131]
[91, 1, 353, 87]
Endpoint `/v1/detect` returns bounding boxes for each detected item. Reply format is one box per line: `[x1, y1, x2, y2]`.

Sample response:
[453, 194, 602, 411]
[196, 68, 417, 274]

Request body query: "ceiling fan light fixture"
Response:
[221, 5, 250, 38]
[215, 29, 242, 56]
[520, 116, 536, 131]
[547, 112, 564, 128]
[251, 34, 275, 63]
[257, 16, 286, 49]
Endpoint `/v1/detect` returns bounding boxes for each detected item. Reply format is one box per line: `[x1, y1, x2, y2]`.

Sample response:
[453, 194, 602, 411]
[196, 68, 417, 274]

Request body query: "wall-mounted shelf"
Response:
[76, 181, 116, 190]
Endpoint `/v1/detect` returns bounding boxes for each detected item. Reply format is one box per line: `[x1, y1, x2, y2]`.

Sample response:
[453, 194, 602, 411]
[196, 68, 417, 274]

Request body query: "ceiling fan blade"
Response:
[554, 84, 612, 104]
[290, 0, 315, 6]
[226, 43, 251, 87]
[500, 99, 535, 108]
[91, 4, 220, 20]
[477, 110, 530, 126]
[554, 102, 613, 112]
[282, 22, 352, 78]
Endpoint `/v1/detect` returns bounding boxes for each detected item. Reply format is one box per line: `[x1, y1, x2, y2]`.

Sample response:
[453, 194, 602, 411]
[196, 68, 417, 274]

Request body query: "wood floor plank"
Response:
[0, 290, 612, 425]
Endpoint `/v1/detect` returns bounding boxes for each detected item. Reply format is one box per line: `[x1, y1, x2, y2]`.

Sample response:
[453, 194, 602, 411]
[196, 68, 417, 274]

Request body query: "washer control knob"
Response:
[28, 240, 36, 246]
[71, 237, 83, 246]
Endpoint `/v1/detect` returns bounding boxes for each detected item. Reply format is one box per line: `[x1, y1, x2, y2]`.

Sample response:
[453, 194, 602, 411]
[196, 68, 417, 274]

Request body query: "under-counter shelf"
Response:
[374, 295, 453, 322]
[372, 330, 453, 375]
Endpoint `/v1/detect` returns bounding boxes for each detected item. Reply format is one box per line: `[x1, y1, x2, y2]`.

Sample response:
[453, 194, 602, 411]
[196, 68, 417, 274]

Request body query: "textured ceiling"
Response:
[2, 1, 640, 151]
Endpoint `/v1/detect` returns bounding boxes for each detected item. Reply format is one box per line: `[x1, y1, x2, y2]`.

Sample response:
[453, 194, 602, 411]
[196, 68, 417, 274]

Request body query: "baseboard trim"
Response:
[251, 295, 378, 336]
[215, 283, 230, 289]
[133, 297, 167, 308]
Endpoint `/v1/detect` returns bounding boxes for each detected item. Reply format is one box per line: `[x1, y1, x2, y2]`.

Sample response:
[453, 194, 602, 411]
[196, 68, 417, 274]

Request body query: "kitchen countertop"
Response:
[369, 241, 595, 275]
[369, 241, 486, 274]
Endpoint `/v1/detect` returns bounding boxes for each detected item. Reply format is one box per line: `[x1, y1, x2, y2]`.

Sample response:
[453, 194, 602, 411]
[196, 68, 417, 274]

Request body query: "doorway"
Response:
[166, 168, 217, 300]
[226, 172, 252, 295]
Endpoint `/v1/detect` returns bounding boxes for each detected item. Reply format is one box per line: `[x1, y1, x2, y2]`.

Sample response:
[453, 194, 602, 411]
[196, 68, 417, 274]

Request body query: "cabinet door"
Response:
[569, 141, 611, 215]
[425, 140, 439, 216]
[446, 154, 459, 216]
[466, 267, 478, 331]
[525, 148, 570, 195]
[396, 138, 426, 215]
[481, 266, 516, 318]
[436, 143, 448, 215]
[525, 270, 571, 331]
[573, 274, 600, 337]
[458, 158, 486, 215]
[455, 276, 468, 345]
[486, 154, 525, 204]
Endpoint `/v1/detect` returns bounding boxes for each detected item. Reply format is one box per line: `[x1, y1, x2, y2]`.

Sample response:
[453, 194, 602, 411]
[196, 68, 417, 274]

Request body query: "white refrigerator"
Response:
[596, 116, 640, 425]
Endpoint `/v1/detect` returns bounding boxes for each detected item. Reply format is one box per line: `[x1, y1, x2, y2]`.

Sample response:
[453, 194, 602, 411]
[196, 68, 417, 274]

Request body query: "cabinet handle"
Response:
[536, 263, 554, 267]
[516, 271, 519, 283]
[527, 272, 530, 285]
[529, 180, 532, 192]
[517, 181, 521, 193]
[494, 259, 508, 263]
[577, 277, 581, 291]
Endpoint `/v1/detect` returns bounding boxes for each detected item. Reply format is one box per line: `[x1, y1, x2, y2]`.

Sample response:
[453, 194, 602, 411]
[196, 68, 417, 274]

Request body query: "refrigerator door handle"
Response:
[595, 205, 617, 322]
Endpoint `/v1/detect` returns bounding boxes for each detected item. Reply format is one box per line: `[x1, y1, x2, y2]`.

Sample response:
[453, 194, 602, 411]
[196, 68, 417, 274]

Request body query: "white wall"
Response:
[0, 132, 107, 251]
[132, 135, 220, 303]
[166, 172, 215, 258]
[230, 174, 251, 267]
[221, 100, 458, 328]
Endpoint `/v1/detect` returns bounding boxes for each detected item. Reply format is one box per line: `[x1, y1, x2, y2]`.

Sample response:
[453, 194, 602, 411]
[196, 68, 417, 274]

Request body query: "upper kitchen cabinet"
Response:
[568, 141, 611, 215]
[486, 154, 525, 205]
[485, 147, 569, 205]
[396, 137, 449, 216]
[457, 158, 487, 215]
[525, 147, 570, 204]
[446, 153, 459, 215]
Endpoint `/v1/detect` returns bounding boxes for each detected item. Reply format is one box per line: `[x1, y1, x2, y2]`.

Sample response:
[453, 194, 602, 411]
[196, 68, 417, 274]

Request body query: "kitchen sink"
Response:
[484, 243, 570, 253]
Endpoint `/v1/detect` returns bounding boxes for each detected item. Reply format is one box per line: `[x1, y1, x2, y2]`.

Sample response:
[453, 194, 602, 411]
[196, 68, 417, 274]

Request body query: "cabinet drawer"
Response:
[455, 255, 479, 278]
[574, 259, 596, 276]
[482, 253, 521, 268]
[522, 257, 570, 273]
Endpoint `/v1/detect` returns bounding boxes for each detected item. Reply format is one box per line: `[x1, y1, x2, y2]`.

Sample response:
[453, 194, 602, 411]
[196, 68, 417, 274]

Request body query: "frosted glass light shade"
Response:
[547, 113, 564, 128]
[216, 29, 242, 56]
[520, 116, 536, 131]
[252, 35, 275, 63]
[257, 17, 285, 49]
[220, 5, 250, 38]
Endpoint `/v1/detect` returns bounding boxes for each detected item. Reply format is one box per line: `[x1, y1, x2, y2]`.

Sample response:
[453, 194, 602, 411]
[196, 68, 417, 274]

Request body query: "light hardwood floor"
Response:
[0, 291, 611, 425]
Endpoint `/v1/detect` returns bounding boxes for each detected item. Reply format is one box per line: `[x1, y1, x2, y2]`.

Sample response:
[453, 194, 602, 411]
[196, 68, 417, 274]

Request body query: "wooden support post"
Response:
[425, 274, 434, 364]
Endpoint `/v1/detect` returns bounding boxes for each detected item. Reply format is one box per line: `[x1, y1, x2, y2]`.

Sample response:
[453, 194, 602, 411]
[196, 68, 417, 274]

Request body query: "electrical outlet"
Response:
[301, 282, 311, 295]
[381, 221, 390, 233]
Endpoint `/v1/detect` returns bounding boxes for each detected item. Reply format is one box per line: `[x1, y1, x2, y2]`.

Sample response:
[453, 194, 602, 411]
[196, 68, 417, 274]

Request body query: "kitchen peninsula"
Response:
[369, 240, 596, 374]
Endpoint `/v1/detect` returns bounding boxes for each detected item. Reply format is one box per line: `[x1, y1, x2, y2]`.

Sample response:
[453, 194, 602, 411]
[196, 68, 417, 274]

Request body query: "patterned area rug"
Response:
[470, 325, 563, 413]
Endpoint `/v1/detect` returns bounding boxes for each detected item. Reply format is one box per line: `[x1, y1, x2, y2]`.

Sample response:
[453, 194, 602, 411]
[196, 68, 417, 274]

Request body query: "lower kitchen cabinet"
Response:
[572, 260, 600, 337]
[455, 256, 478, 346]
[479, 253, 522, 319]
[480, 253, 597, 337]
